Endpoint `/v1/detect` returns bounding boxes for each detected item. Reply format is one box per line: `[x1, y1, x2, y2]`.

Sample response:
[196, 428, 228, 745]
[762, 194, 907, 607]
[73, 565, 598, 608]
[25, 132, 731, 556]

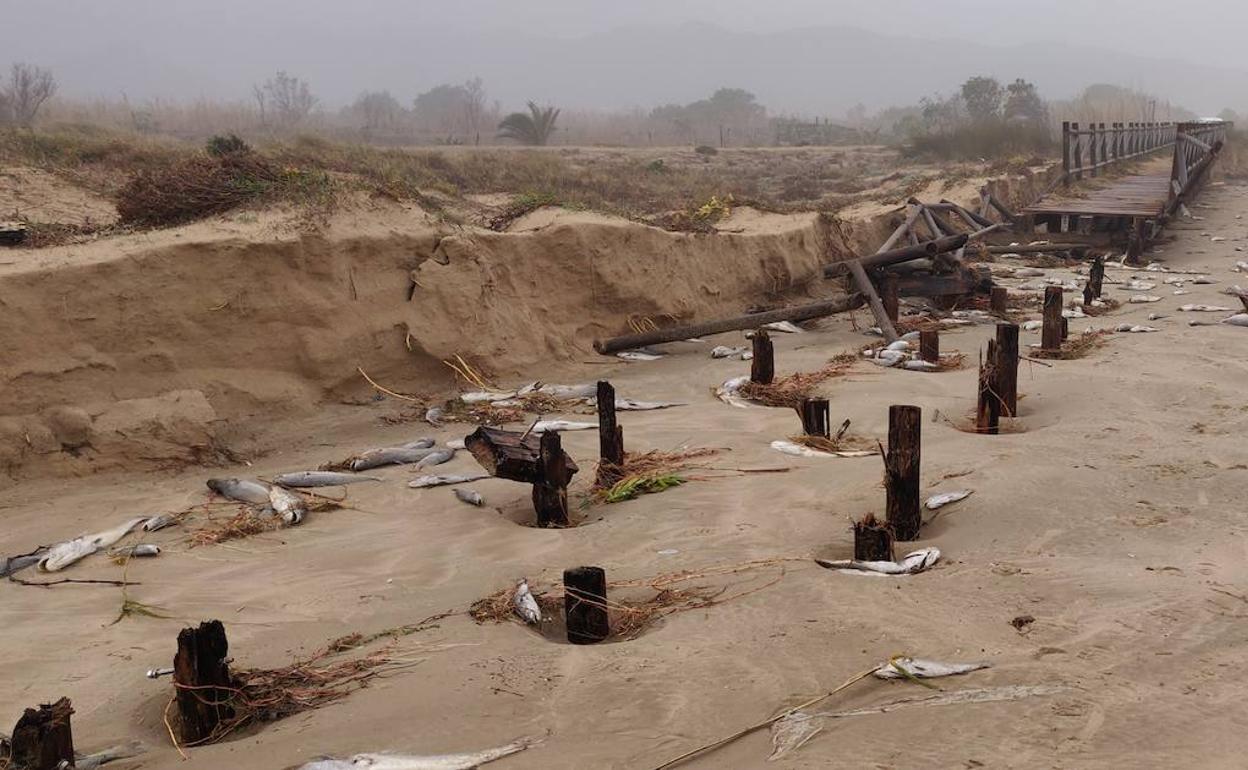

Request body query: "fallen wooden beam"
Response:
[985, 243, 1093, 255]
[593, 294, 864, 354]
[846, 260, 899, 342]
[466, 426, 579, 486]
[823, 234, 969, 277]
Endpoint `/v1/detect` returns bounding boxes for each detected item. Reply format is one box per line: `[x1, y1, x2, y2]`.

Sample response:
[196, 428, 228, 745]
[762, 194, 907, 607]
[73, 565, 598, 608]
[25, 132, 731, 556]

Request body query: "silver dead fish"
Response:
[351, 446, 435, 471]
[74, 741, 146, 770]
[925, 490, 973, 510]
[617, 350, 664, 361]
[537, 383, 597, 399]
[409, 473, 490, 489]
[39, 517, 149, 572]
[424, 406, 445, 427]
[816, 547, 941, 576]
[109, 544, 161, 559]
[513, 579, 542, 624]
[296, 737, 539, 770]
[414, 449, 456, 468]
[142, 514, 177, 532]
[453, 489, 484, 507]
[874, 657, 989, 680]
[530, 420, 596, 433]
[710, 345, 748, 359]
[207, 477, 271, 505]
[274, 471, 382, 488]
[716, 376, 752, 408]
[268, 486, 306, 525]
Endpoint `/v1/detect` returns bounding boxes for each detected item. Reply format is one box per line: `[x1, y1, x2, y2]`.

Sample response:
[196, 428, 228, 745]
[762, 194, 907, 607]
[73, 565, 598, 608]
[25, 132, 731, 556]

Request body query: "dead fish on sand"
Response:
[716, 375, 752, 408]
[531, 420, 596, 433]
[459, 390, 518, 404]
[770, 440, 874, 459]
[925, 490, 973, 510]
[874, 657, 989, 680]
[617, 350, 664, 361]
[1222, 313, 1248, 327]
[1179, 304, 1234, 312]
[109, 544, 161, 559]
[296, 737, 539, 770]
[446, 438, 466, 450]
[424, 406, 445, 427]
[1, 549, 48, 578]
[274, 471, 382, 488]
[39, 517, 148, 572]
[350, 446, 435, 471]
[1022, 320, 1042, 331]
[816, 547, 941, 576]
[1127, 295, 1162, 303]
[612, 398, 685, 411]
[536, 383, 597, 399]
[414, 448, 456, 468]
[513, 579, 542, 624]
[1124, 280, 1156, 290]
[453, 489, 484, 507]
[268, 486, 307, 525]
[143, 514, 177, 532]
[1114, 324, 1159, 333]
[710, 345, 749, 359]
[408, 473, 490, 489]
[74, 741, 146, 770]
[762, 320, 804, 333]
[207, 477, 271, 505]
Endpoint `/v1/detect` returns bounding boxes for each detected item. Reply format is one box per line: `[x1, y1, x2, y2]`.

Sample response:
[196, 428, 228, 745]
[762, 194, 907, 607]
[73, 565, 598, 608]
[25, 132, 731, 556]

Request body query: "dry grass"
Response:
[738, 355, 858, 408]
[1081, 297, 1122, 317]
[187, 496, 340, 546]
[1032, 330, 1109, 360]
[786, 433, 877, 454]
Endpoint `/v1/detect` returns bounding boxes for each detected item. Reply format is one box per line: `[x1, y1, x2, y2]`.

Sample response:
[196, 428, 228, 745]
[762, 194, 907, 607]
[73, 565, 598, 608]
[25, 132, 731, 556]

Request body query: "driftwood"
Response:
[8, 698, 74, 770]
[466, 427, 578, 486]
[593, 295, 864, 354]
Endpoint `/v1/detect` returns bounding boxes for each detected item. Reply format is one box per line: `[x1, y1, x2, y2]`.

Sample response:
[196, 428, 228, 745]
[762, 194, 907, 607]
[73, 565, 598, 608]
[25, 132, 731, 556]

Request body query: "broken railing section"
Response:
[466, 427, 579, 526]
[6, 698, 75, 770]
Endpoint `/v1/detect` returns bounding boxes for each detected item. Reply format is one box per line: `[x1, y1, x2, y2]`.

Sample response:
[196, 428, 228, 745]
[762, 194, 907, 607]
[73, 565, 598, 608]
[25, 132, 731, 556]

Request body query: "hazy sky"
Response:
[4, 0, 1245, 113]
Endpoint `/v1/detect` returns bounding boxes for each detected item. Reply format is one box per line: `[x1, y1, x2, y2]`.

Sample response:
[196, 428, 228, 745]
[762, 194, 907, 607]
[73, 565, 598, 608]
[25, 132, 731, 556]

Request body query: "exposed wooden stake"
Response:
[846, 260, 898, 342]
[990, 286, 1009, 315]
[853, 514, 894, 561]
[798, 398, 830, 438]
[173, 620, 235, 745]
[976, 342, 1001, 435]
[995, 323, 1019, 417]
[1089, 255, 1105, 298]
[595, 381, 624, 487]
[919, 329, 939, 363]
[880, 273, 900, 324]
[1041, 286, 1064, 351]
[750, 330, 774, 385]
[884, 405, 922, 542]
[564, 566, 610, 644]
[8, 698, 74, 770]
[533, 431, 571, 527]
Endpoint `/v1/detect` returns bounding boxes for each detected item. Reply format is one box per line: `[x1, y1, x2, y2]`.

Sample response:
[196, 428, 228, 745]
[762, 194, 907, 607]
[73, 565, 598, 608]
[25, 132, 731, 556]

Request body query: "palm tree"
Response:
[497, 101, 560, 145]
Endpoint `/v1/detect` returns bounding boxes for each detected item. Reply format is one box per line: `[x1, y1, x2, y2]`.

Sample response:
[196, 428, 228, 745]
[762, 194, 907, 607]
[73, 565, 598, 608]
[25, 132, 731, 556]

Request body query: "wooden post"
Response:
[990, 285, 1009, 315]
[8, 698, 74, 770]
[1060, 314, 1069, 342]
[1089, 255, 1105, 298]
[976, 342, 1001, 435]
[881, 272, 900, 324]
[884, 405, 921, 542]
[173, 620, 235, 745]
[1072, 122, 1082, 180]
[750, 330, 774, 385]
[919, 329, 939, 363]
[1083, 282, 1095, 307]
[595, 381, 624, 487]
[798, 398, 830, 438]
[853, 514, 894, 561]
[533, 431, 570, 527]
[564, 566, 610, 644]
[995, 322, 1019, 417]
[1061, 121, 1071, 180]
[1041, 286, 1064, 351]
[1089, 122, 1099, 176]
[846, 260, 899, 342]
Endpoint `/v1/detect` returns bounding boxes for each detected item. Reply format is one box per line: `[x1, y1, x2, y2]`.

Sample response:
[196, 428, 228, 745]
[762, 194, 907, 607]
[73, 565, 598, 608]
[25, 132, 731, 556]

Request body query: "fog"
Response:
[5, 0, 1246, 114]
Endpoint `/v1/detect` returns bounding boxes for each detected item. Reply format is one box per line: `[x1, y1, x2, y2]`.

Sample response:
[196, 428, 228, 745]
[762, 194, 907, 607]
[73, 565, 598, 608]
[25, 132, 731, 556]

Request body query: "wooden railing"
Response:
[1061, 121, 1176, 181]
[1167, 120, 1232, 213]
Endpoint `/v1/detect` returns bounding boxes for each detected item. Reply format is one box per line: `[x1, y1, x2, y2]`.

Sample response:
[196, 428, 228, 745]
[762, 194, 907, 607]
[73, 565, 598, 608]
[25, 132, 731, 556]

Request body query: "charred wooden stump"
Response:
[990, 286, 1009, 315]
[563, 566, 610, 644]
[1041, 286, 1064, 351]
[1082, 282, 1094, 307]
[919, 330, 940, 363]
[798, 398, 830, 438]
[173, 620, 235, 745]
[977, 342, 1001, 435]
[533, 431, 570, 527]
[1060, 314, 1069, 342]
[750, 330, 774, 385]
[595, 381, 625, 487]
[853, 514, 894, 561]
[884, 405, 922, 542]
[9, 698, 74, 770]
[881, 273, 900, 324]
[1089, 255, 1105, 298]
[466, 426, 579, 526]
[995, 323, 1019, 417]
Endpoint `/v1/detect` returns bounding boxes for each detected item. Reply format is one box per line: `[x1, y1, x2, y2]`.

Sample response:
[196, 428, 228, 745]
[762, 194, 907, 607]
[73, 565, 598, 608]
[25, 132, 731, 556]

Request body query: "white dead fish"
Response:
[413, 449, 456, 468]
[902, 360, 940, 372]
[350, 446, 435, 471]
[617, 351, 663, 361]
[763, 321, 804, 333]
[613, 398, 684, 411]
[408, 473, 490, 489]
[1193, 276, 1218, 284]
[459, 390, 517, 404]
[1127, 295, 1162, 303]
[1061, 308, 1086, 319]
[1189, 319, 1216, 327]
[885, 340, 910, 351]
[0, 550, 47, 578]
[446, 439, 466, 450]
[1212, 236, 1227, 242]
[816, 547, 941, 576]
[537, 383, 597, 399]
[1012, 267, 1045, 277]
[1222, 313, 1248, 327]
[513, 579, 542, 624]
[297, 737, 539, 770]
[770, 440, 874, 459]
[710, 345, 748, 359]
[531, 420, 596, 433]
[716, 376, 752, 408]
[39, 517, 148, 572]
[1174, 289, 1191, 295]
[1022, 320, 1042, 331]
[874, 657, 989, 680]
[74, 741, 146, 770]
[1124, 280, 1156, 290]
[1115, 324, 1159, 333]
[424, 406, 445, 427]
[1147, 313, 1166, 321]
[274, 471, 381, 488]
[1179, 304, 1234, 312]
[925, 490, 972, 510]
[207, 477, 271, 505]
[142, 514, 177, 532]
[453, 489, 484, 507]
[109, 544, 161, 559]
[268, 486, 306, 525]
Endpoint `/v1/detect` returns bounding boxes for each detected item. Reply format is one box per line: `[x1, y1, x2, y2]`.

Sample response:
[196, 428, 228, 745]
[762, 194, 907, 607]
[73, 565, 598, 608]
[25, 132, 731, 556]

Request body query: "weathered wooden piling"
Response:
[919, 329, 940, 363]
[1060, 315, 1069, 342]
[1041, 286, 1064, 351]
[977, 342, 1001, 435]
[8, 698, 74, 770]
[595, 381, 624, 486]
[563, 566, 610, 644]
[995, 322, 1019, 416]
[173, 620, 234, 745]
[466, 426, 579, 526]
[533, 431, 571, 527]
[853, 514, 894, 562]
[881, 273, 900, 324]
[798, 398, 830, 438]
[1089, 255, 1105, 298]
[750, 330, 774, 385]
[990, 286, 1009, 315]
[884, 405, 922, 541]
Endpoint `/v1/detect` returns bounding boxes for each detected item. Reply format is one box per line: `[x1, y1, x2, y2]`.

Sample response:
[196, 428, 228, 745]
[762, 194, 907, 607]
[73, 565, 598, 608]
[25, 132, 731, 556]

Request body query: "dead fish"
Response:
[1124, 280, 1156, 290]
[408, 473, 490, 489]
[1179, 304, 1234, 312]
[142, 514, 177, 532]
[711, 345, 748, 359]
[459, 390, 517, 404]
[207, 477, 271, 505]
[453, 489, 484, 507]
[1061, 308, 1086, 319]
[1189, 319, 1216, 327]
[297, 737, 538, 770]
[74, 741, 146, 770]
[0, 549, 47, 578]
[1022, 320, 1043, 331]
[1114, 324, 1159, 333]
[424, 406, 445, 427]
[1127, 295, 1162, 303]
[274, 471, 381, 488]
[763, 321, 804, 333]
[617, 350, 664, 361]
[770, 440, 874, 459]
[885, 340, 910, 351]
[716, 375, 751, 408]
[925, 490, 973, 510]
[268, 486, 306, 525]
[902, 360, 939, 372]
[1011, 267, 1045, 277]
[531, 420, 596, 433]
[1222, 313, 1248, 327]
[613, 398, 684, 411]
[403, 438, 436, 449]
[1174, 289, 1191, 295]
[874, 657, 989, 680]
[513, 579, 542, 624]
[446, 438, 466, 450]
[1147, 313, 1167, 321]
[414, 448, 456, 468]
[817, 547, 941, 576]
[1193, 276, 1218, 284]
[537, 383, 596, 399]
[39, 517, 148, 572]
[351, 446, 435, 471]
[109, 544, 161, 559]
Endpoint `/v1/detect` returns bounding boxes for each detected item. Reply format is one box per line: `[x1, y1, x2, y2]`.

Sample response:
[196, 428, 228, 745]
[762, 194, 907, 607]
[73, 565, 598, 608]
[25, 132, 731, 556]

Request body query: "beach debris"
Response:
[816, 547, 941, 576]
[716, 375, 752, 408]
[146, 667, 175, 679]
[750, 330, 776, 384]
[206, 477, 271, 505]
[349, 444, 436, 471]
[6, 697, 75, 769]
[268, 486, 306, 525]
[466, 427, 578, 526]
[925, 490, 973, 510]
[273, 471, 381, 488]
[617, 350, 664, 361]
[424, 406, 445, 427]
[1179, 304, 1234, 312]
[611, 398, 685, 411]
[0, 549, 47, 578]
[1011, 614, 1036, 631]
[109, 544, 161, 559]
[762, 320, 804, 333]
[873, 657, 989, 680]
[74, 740, 146, 770]
[1114, 324, 1160, 333]
[408, 472, 490, 489]
[295, 737, 539, 770]
[769, 711, 824, 761]
[413, 448, 456, 468]
[1124, 280, 1156, 290]
[512, 579, 541, 624]
[1022, 320, 1042, 331]
[851, 513, 893, 561]
[1223, 313, 1248, 327]
[446, 438, 466, 450]
[770, 440, 874, 459]
[460, 390, 518, 404]
[1147, 313, 1166, 321]
[1189, 319, 1216, 327]
[1127, 294, 1162, 303]
[453, 488, 484, 507]
[530, 420, 596, 433]
[38, 517, 148, 572]
[142, 514, 178, 532]
[711, 345, 749, 359]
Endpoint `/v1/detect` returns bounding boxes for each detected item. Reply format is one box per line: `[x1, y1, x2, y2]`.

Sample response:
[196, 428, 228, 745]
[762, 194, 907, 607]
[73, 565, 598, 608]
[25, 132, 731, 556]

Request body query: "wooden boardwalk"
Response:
[1023, 173, 1172, 218]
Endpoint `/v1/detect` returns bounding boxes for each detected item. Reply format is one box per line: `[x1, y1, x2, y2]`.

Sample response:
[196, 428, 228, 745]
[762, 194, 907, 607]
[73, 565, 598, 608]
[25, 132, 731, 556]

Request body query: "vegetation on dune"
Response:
[497, 101, 561, 146]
